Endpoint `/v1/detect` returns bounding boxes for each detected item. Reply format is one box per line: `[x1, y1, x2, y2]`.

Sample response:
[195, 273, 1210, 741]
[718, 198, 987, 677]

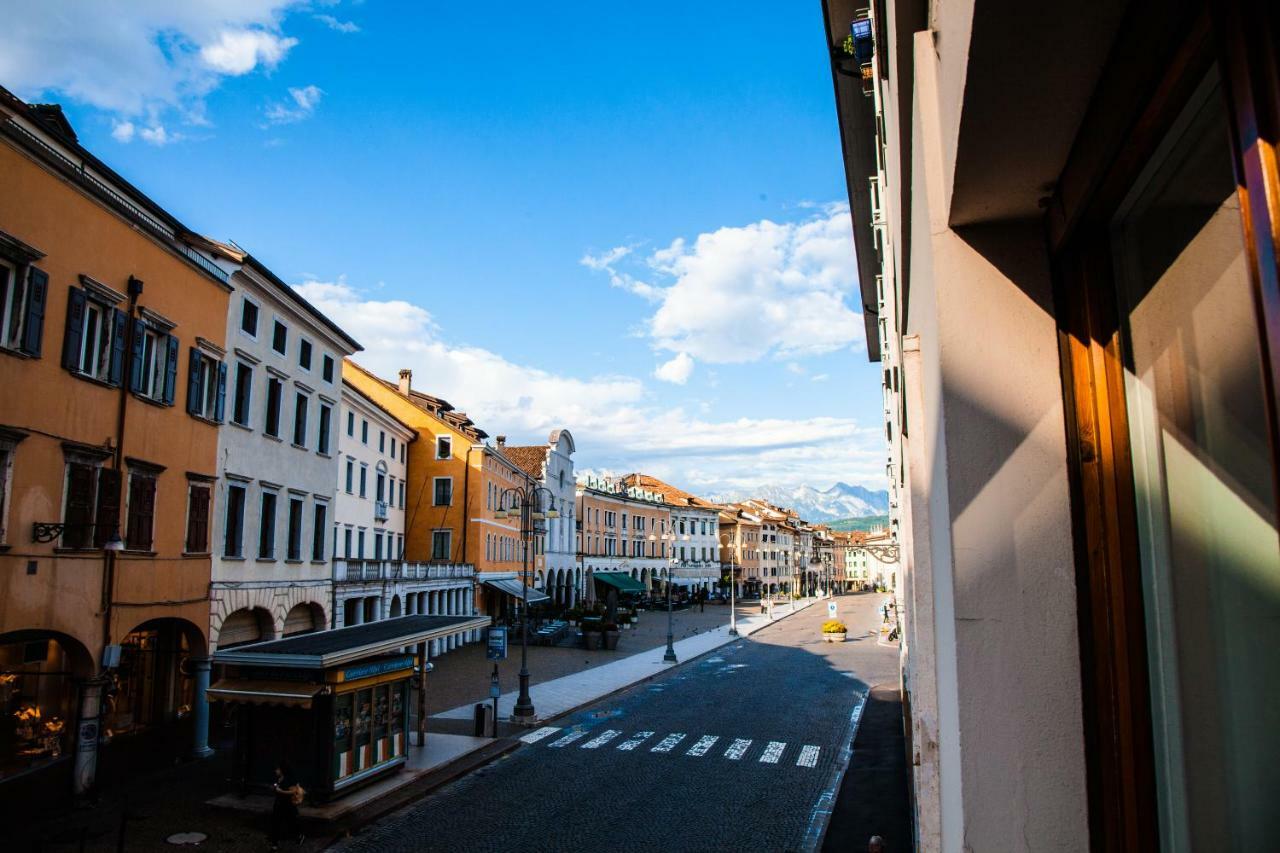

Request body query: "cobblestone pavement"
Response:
[421, 602, 754, 716]
[336, 593, 896, 853]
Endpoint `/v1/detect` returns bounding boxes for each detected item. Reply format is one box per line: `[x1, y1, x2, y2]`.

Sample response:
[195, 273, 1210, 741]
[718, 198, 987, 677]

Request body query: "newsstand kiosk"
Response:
[209, 614, 488, 802]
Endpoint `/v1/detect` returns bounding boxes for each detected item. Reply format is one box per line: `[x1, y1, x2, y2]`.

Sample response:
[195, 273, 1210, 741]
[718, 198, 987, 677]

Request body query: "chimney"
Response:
[496, 436, 506, 447]
[397, 369, 412, 396]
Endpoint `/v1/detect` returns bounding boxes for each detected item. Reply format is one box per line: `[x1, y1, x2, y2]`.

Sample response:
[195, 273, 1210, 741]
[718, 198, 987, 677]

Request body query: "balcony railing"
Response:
[334, 560, 475, 583]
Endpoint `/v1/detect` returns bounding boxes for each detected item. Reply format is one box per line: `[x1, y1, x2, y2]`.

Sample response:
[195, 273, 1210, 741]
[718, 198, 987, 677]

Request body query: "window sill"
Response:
[310, 560, 327, 566]
[120, 550, 158, 557]
[68, 370, 119, 391]
[263, 433, 283, 443]
[255, 557, 277, 563]
[291, 443, 307, 452]
[131, 393, 171, 409]
[182, 551, 211, 558]
[0, 345, 33, 360]
[54, 547, 103, 555]
[189, 413, 220, 427]
[222, 555, 246, 561]
[229, 420, 254, 432]
[317, 452, 332, 459]
[284, 559, 304, 565]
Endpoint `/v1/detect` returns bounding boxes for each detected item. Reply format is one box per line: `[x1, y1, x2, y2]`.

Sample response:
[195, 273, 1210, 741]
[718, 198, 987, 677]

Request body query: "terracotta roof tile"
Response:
[500, 445, 549, 479]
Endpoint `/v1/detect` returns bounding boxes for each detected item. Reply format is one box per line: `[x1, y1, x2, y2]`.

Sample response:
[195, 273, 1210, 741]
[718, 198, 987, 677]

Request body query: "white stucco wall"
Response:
[334, 382, 413, 561]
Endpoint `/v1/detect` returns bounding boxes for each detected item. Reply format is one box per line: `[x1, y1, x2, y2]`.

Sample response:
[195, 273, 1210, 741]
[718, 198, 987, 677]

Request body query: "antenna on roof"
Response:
[227, 239, 245, 251]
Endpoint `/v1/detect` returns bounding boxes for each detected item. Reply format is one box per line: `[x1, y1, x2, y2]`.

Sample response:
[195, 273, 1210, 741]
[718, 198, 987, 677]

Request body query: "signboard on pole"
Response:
[827, 601, 838, 618]
[486, 627, 508, 661]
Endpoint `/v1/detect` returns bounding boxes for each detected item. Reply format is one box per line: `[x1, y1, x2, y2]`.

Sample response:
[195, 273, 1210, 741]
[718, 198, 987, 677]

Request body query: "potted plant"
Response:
[822, 619, 848, 643]
[602, 622, 620, 650]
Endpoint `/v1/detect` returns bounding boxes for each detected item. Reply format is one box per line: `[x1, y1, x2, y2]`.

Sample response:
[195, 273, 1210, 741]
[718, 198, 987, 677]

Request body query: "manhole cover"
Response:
[166, 832, 207, 846]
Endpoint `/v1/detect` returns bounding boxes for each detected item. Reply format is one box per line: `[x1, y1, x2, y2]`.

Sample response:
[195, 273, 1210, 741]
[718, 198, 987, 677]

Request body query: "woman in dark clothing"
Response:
[269, 761, 304, 849]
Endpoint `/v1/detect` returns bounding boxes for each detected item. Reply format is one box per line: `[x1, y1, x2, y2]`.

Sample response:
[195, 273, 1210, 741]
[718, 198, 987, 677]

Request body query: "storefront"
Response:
[0, 632, 90, 782]
[209, 614, 487, 801]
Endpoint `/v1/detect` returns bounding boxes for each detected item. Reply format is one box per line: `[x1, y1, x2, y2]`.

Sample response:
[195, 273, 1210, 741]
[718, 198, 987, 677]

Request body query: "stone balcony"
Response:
[334, 559, 475, 584]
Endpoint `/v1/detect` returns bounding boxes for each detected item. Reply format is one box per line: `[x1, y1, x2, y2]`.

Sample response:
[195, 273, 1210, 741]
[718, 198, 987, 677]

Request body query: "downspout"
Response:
[462, 443, 475, 563]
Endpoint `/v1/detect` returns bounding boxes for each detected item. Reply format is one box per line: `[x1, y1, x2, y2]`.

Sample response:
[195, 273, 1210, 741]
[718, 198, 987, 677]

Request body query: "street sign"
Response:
[827, 601, 838, 618]
[486, 627, 508, 661]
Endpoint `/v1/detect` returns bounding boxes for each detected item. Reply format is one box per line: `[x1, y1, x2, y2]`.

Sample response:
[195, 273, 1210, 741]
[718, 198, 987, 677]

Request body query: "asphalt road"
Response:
[334, 593, 898, 853]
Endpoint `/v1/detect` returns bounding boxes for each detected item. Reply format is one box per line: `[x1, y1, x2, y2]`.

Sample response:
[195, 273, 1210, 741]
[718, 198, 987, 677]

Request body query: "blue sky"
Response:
[2, 1, 886, 495]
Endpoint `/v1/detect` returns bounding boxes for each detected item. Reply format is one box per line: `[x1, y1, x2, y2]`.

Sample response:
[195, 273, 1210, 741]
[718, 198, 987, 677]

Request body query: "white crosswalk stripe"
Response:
[796, 745, 820, 767]
[686, 735, 719, 757]
[548, 729, 589, 748]
[616, 731, 654, 751]
[759, 741, 786, 763]
[581, 729, 621, 749]
[724, 738, 752, 760]
[650, 733, 686, 753]
[519, 726, 561, 745]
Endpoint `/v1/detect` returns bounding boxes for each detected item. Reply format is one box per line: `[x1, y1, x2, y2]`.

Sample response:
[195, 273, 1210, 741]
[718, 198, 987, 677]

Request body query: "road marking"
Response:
[724, 738, 752, 760]
[650, 733, 686, 753]
[617, 731, 654, 751]
[581, 729, 621, 749]
[759, 741, 786, 764]
[796, 745, 820, 768]
[519, 727, 561, 744]
[548, 729, 589, 748]
[686, 735, 719, 757]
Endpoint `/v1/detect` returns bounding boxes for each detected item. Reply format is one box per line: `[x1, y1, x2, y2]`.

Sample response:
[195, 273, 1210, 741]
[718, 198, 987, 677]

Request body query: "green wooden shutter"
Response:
[21, 267, 47, 356]
[162, 335, 179, 405]
[213, 361, 227, 422]
[186, 348, 203, 415]
[128, 319, 146, 393]
[107, 308, 127, 387]
[63, 462, 96, 549]
[62, 286, 86, 370]
[94, 467, 122, 548]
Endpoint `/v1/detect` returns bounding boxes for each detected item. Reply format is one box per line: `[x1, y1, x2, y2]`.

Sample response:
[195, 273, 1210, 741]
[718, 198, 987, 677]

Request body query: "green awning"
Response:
[592, 572, 647, 593]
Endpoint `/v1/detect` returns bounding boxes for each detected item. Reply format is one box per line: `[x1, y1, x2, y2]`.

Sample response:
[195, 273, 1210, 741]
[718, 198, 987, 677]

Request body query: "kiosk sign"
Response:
[487, 627, 508, 661]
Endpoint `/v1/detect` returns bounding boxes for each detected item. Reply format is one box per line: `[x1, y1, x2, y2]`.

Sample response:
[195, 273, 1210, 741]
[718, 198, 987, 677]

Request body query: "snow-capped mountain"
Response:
[710, 483, 889, 523]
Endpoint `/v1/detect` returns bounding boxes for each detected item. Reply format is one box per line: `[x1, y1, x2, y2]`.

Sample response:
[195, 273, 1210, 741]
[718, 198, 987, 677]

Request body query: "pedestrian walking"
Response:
[699, 590, 706, 613]
[269, 760, 305, 849]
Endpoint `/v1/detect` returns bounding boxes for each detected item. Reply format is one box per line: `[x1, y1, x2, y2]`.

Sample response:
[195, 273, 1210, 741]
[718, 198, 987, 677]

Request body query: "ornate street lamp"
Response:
[493, 483, 559, 721]
[719, 534, 738, 637]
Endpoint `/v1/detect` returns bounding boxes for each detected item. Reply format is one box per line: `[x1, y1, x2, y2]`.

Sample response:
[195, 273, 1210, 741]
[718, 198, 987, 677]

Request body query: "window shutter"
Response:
[186, 348, 203, 415]
[64, 462, 97, 549]
[187, 486, 210, 552]
[94, 467, 122, 548]
[163, 335, 179, 405]
[126, 474, 156, 551]
[107, 308, 127, 387]
[128, 319, 146, 393]
[21, 267, 47, 356]
[62, 286, 87, 370]
[214, 361, 227, 422]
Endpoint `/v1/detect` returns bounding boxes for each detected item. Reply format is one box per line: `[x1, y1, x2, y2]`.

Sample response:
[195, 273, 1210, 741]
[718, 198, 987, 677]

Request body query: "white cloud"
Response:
[654, 352, 694, 385]
[584, 205, 863, 363]
[264, 84, 323, 124]
[810, 373, 829, 382]
[111, 120, 135, 142]
[315, 14, 360, 33]
[292, 279, 886, 492]
[0, 2, 306, 141]
[199, 28, 297, 75]
[138, 124, 179, 145]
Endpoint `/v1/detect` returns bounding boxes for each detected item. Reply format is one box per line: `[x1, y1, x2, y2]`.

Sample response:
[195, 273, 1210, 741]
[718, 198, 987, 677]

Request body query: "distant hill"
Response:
[827, 515, 890, 532]
[710, 482, 890, 523]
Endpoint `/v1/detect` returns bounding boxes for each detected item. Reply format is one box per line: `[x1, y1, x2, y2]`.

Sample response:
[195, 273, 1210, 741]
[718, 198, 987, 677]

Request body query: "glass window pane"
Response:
[1112, 68, 1280, 851]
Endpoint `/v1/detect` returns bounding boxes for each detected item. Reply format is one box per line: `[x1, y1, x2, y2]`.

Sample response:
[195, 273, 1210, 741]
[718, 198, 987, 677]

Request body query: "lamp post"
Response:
[719, 534, 738, 636]
[493, 484, 559, 721]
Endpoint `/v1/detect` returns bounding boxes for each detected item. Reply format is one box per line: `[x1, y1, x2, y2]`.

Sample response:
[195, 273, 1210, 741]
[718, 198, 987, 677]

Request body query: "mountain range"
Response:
[711, 482, 890, 523]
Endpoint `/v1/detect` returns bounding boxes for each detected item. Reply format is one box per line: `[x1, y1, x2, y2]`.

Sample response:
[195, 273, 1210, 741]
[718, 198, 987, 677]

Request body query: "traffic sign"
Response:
[827, 601, 838, 618]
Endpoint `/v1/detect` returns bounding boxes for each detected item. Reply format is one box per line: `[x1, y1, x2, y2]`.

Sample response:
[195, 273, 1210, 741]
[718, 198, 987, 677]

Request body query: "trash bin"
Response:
[473, 703, 492, 737]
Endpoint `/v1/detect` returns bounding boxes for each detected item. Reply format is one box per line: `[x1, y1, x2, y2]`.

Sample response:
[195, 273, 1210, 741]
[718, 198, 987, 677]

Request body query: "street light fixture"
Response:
[494, 483, 558, 722]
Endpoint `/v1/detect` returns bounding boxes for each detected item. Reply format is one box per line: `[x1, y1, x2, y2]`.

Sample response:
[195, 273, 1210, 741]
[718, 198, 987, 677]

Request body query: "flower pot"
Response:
[823, 632, 847, 643]
[584, 632, 602, 650]
[604, 630, 620, 650]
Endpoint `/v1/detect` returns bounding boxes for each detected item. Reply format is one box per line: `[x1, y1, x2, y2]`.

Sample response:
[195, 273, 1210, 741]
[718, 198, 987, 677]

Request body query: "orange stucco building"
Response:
[0, 91, 231, 794]
[342, 361, 543, 618]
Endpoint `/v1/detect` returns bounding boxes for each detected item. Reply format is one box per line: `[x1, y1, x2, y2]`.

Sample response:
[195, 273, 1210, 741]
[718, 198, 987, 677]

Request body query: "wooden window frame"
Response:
[1047, 1, 1280, 848]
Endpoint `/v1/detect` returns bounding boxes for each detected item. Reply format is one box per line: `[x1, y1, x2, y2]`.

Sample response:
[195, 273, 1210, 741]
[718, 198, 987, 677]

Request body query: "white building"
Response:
[497, 431, 578, 606]
[197, 242, 361, 649]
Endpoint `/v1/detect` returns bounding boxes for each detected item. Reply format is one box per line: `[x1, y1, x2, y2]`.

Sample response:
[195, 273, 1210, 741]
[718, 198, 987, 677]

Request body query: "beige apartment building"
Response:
[822, 0, 1280, 849]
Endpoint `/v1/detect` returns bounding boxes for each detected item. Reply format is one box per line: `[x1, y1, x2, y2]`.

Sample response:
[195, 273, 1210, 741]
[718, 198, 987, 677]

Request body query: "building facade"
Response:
[576, 476, 672, 599]
[199, 244, 360, 651]
[0, 91, 230, 793]
[717, 507, 762, 596]
[500, 431, 578, 606]
[822, 0, 1280, 847]
[620, 474, 721, 593]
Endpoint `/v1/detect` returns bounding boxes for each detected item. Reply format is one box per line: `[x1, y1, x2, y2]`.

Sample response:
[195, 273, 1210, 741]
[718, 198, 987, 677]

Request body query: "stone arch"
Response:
[0, 628, 94, 678]
[389, 595, 403, 618]
[283, 602, 324, 636]
[216, 607, 276, 648]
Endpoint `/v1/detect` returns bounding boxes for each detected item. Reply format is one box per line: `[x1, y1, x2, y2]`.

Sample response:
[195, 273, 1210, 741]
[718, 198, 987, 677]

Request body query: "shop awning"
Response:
[482, 577, 551, 604]
[207, 680, 327, 708]
[593, 572, 647, 593]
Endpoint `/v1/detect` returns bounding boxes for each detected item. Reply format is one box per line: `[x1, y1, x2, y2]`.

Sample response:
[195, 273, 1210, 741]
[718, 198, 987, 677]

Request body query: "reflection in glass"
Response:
[1112, 67, 1280, 850]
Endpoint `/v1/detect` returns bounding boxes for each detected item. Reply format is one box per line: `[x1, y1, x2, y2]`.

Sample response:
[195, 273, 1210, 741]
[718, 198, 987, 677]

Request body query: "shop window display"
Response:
[0, 637, 76, 780]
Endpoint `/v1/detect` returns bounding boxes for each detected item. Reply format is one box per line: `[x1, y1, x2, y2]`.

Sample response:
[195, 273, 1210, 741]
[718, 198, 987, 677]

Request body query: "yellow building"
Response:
[341, 361, 542, 617]
[0, 91, 230, 795]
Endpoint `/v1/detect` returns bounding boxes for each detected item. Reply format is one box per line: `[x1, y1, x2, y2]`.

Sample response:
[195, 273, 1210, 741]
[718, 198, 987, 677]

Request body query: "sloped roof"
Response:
[343, 359, 489, 441]
[619, 473, 722, 510]
[501, 445, 548, 479]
